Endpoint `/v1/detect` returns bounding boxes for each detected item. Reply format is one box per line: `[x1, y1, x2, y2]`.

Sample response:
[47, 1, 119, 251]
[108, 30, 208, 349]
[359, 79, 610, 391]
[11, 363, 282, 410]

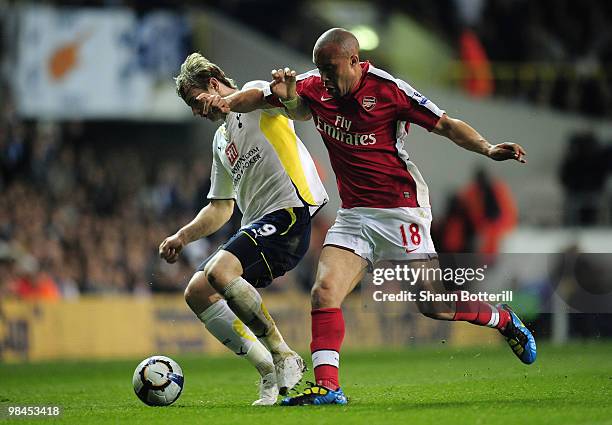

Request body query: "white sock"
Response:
[198, 299, 273, 377]
[222, 277, 293, 360]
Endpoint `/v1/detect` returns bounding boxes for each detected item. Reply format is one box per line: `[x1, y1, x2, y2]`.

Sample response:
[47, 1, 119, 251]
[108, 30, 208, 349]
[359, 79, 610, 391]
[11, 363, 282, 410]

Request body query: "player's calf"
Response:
[310, 307, 344, 390]
[413, 267, 456, 320]
[184, 271, 280, 403]
[308, 281, 346, 392]
[308, 246, 366, 392]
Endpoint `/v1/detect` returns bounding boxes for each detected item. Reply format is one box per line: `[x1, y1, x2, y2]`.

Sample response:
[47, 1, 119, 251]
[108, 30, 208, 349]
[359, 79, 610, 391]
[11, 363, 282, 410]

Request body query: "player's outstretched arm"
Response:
[194, 67, 311, 119]
[227, 89, 273, 112]
[433, 114, 527, 163]
[195, 89, 270, 114]
[159, 199, 234, 263]
[271, 67, 312, 121]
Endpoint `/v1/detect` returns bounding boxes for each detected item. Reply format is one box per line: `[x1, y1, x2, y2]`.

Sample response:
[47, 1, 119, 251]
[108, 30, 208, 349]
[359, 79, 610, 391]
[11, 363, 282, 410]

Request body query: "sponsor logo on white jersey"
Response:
[230, 146, 263, 185]
[225, 142, 239, 166]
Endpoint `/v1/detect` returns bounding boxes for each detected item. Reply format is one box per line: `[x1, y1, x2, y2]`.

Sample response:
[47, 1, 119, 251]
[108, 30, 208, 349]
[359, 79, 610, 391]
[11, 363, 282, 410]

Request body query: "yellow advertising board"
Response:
[0, 294, 498, 362]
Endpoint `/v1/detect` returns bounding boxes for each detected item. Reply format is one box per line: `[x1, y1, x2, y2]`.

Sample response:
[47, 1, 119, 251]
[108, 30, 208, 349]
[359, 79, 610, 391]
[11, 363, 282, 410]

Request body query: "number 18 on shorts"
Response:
[324, 207, 437, 263]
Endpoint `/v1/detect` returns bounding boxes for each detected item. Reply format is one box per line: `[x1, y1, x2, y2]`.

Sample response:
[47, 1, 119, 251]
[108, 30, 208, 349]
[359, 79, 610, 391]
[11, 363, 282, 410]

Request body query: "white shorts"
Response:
[323, 207, 437, 264]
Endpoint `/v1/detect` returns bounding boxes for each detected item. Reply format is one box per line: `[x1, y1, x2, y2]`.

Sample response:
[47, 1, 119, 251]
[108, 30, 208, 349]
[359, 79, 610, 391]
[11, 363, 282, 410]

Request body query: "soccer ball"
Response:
[132, 355, 184, 406]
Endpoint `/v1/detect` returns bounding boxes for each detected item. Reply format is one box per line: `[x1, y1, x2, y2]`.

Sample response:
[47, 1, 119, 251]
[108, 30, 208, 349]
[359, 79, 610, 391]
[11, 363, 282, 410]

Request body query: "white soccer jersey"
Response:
[207, 80, 328, 226]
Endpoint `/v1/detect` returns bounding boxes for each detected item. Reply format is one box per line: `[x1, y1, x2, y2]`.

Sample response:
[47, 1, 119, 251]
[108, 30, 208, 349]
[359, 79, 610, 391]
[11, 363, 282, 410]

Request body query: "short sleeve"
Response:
[295, 78, 312, 105]
[394, 79, 445, 132]
[260, 82, 283, 108]
[243, 80, 291, 118]
[207, 127, 235, 200]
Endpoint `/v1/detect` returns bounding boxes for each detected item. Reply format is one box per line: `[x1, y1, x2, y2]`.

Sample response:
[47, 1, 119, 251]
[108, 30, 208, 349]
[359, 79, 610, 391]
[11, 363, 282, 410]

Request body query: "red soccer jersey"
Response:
[264, 61, 444, 209]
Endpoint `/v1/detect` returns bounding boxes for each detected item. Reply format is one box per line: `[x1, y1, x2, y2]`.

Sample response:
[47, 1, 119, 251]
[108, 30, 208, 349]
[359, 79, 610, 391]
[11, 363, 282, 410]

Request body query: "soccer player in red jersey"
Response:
[198, 28, 536, 406]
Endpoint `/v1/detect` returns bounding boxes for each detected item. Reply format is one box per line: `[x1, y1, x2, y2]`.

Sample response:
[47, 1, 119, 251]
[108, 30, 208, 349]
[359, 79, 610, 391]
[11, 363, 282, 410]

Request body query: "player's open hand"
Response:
[159, 233, 185, 264]
[270, 67, 297, 101]
[195, 93, 231, 115]
[488, 142, 527, 163]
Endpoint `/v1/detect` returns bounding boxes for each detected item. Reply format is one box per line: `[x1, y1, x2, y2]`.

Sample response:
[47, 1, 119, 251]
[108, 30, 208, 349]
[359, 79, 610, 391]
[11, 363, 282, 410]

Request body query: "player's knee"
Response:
[311, 278, 342, 308]
[202, 261, 224, 290]
[184, 275, 203, 305]
[203, 254, 240, 291]
[183, 284, 192, 304]
[184, 273, 219, 311]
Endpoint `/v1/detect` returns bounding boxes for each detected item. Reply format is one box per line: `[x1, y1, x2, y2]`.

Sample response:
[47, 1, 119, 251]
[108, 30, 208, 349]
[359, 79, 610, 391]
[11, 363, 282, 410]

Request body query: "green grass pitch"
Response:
[1, 343, 611, 424]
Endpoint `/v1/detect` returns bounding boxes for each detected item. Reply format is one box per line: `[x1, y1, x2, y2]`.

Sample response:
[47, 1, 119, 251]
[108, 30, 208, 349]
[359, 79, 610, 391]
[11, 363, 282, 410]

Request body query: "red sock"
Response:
[453, 300, 510, 331]
[310, 308, 344, 390]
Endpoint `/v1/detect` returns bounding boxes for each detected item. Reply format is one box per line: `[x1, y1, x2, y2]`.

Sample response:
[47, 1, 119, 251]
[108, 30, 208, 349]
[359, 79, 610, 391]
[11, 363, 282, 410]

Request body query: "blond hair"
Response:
[175, 53, 237, 100]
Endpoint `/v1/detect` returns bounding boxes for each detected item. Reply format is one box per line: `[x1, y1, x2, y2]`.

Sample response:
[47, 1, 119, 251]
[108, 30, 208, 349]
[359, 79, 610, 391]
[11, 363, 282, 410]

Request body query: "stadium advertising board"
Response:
[13, 6, 190, 120]
[0, 294, 490, 362]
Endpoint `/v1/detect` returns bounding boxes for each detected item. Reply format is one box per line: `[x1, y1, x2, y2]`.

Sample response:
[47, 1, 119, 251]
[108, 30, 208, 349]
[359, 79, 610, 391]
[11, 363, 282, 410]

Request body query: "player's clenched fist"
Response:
[487, 142, 527, 163]
[159, 233, 185, 263]
[195, 93, 231, 115]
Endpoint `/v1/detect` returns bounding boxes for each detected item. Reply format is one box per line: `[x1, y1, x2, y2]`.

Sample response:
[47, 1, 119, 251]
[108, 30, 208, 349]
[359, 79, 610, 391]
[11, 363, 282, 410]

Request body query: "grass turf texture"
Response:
[1, 343, 611, 424]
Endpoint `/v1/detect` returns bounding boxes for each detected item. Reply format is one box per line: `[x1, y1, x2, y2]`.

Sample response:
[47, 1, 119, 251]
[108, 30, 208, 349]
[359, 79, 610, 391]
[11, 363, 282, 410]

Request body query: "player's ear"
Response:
[350, 54, 359, 66]
[208, 77, 220, 93]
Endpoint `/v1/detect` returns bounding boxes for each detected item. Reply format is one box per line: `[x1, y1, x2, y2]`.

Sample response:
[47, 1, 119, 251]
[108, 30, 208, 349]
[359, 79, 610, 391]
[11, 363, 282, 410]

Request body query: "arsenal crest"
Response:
[362, 96, 377, 111]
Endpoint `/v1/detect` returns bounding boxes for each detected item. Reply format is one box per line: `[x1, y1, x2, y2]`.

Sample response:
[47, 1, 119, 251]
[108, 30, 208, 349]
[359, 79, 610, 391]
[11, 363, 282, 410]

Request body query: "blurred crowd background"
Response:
[1, 0, 612, 344]
[0, 101, 331, 299]
[217, 0, 612, 117]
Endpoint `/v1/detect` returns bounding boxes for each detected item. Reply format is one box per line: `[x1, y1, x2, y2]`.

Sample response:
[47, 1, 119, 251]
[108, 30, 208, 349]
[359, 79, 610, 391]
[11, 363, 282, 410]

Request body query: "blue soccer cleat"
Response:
[498, 304, 537, 365]
[280, 382, 348, 406]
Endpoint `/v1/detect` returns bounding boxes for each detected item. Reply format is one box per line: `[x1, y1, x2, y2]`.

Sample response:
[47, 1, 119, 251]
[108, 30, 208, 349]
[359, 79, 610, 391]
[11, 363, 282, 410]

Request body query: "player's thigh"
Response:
[323, 208, 373, 262]
[185, 271, 224, 313]
[229, 206, 311, 288]
[312, 245, 369, 308]
[253, 206, 312, 278]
